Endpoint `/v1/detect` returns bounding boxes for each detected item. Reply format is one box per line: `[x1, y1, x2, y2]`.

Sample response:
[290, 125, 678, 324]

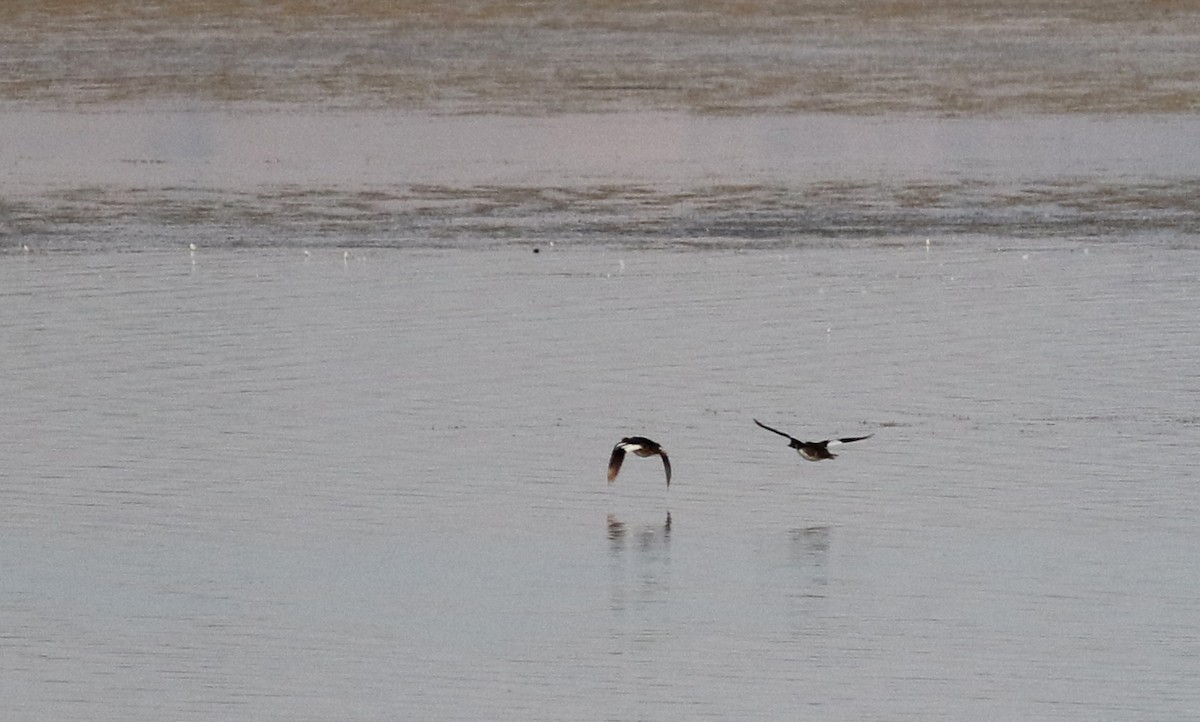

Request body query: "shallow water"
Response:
[3, 241, 1199, 719]
[3, 2, 1200, 718]
[4, 111, 1200, 251]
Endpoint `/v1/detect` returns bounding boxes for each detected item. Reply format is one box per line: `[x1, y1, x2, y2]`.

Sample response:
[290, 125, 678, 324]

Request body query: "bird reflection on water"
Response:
[787, 525, 832, 601]
[606, 510, 671, 547]
[790, 525, 831, 555]
[606, 511, 672, 616]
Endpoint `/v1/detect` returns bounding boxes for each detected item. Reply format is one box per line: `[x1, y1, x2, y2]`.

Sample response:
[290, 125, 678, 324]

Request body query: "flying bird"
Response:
[753, 419, 872, 461]
[607, 437, 671, 487]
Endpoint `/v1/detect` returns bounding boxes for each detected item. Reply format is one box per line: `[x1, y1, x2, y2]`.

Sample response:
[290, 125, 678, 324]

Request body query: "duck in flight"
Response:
[753, 419, 872, 461]
[607, 437, 671, 487]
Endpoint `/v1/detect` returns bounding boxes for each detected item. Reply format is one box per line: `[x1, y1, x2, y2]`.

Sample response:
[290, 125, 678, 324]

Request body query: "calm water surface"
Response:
[4, 111, 1200, 249]
[2, 2, 1200, 718]
[2, 240, 1198, 719]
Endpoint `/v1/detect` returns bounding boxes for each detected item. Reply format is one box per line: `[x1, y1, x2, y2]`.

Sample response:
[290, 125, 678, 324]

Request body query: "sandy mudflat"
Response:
[2, 0, 1198, 114]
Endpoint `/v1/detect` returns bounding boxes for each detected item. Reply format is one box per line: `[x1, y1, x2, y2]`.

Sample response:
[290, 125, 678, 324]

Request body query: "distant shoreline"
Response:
[1, 0, 1197, 114]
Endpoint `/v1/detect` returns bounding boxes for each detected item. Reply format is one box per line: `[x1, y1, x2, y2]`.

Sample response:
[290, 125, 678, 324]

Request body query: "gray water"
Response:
[4, 238, 1199, 719]
[3, 3, 1200, 719]
[4, 111, 1200, 249]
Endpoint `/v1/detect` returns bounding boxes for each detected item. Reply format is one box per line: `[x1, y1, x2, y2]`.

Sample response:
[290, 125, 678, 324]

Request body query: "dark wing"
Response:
[607, 444, 627, 483]
[754, 418, 798, 443]
[658, 449, 671, 487]
[830, 434, 873, 446]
